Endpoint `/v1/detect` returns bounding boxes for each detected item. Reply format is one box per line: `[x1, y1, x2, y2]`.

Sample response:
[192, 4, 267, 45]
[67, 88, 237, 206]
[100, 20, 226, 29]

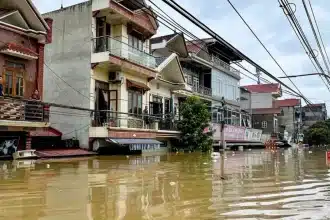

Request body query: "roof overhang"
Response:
[0, 0, 48, 33]
[166, 33, 188, 58]
[0, 43, 38, 60]
[156, 53, 186, 84]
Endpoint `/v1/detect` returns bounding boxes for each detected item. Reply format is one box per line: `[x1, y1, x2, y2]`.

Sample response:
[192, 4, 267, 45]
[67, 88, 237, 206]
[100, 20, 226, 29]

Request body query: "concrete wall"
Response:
[211, 68, 240, 102]
[252, 114, 276, 134]
[251, 93, 273, 109]
[43, 2, 92, 148]
[277, 106, 296, 137]
[240, 91, 251, 110]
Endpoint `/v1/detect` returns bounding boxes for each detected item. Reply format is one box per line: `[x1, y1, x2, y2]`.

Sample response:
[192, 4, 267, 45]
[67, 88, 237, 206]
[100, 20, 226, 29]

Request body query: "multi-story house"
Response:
[151, 33, 259, 146]
[302, 103, 327, 129]
[43, 1, 263, 153]
[242, 83, 282, 137]
[44, 0, 187, 152]
[0, 0, 55, 156]
[273, 98, 301, 141]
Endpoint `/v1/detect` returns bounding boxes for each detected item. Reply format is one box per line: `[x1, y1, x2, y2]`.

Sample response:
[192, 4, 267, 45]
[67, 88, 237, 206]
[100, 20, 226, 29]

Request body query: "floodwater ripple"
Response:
[0, 149, 329, 219]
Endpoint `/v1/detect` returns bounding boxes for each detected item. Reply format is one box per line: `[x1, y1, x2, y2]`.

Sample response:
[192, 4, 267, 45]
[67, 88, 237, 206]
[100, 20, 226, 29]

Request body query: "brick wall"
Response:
[37, 43, 45, 100]
[0, 27, 38, 99]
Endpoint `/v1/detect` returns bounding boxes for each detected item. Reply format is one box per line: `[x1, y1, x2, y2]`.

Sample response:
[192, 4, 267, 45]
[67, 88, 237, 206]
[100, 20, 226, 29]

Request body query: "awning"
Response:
[126, 79, 150, 92]
[106, 138, 162, 145]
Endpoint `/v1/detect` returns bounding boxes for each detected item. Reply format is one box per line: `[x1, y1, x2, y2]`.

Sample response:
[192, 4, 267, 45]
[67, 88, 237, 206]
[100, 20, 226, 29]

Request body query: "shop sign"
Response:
[245, 128, 262, 142]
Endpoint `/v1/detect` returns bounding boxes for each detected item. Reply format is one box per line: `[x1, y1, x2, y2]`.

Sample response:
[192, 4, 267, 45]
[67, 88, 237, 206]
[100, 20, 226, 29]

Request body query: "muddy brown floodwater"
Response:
[0, 148, 330, 219]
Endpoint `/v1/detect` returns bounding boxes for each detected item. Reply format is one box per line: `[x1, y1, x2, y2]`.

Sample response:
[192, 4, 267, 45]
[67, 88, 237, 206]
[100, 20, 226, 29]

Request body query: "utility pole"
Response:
[219, 97, 226, 151]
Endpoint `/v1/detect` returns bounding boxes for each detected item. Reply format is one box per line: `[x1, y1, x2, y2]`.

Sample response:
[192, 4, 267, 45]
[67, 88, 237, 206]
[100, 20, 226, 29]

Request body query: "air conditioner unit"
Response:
[109, 72, 121, 83]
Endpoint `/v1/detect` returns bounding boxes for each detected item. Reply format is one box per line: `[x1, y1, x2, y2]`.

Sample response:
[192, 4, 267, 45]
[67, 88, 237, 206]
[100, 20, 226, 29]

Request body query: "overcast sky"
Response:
[32, 0, 330, 109]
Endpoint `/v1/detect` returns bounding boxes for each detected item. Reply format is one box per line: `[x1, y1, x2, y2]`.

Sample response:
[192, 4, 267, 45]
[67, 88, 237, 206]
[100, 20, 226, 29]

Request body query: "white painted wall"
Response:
[92, 0, 109, 11]
[211, 68, 240, 101]
[250, 93, 273, 109]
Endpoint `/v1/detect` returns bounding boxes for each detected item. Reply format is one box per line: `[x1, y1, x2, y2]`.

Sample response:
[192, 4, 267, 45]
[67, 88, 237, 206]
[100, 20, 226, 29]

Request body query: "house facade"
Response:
[0, 0, 57, 156]
[242, 83, 282, 139]
[43, 0, 261, 152]
[274, 98, 301, 141]
[302, 103, 327, 129]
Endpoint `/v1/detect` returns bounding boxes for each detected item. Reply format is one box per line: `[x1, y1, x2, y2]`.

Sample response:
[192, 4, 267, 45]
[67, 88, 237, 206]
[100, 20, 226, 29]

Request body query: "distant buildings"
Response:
[302, 103, 327, 129]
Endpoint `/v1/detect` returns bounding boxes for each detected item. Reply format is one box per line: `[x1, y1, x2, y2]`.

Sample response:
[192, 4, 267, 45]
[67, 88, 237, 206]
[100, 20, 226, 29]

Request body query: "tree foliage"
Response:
[304, 119, 330, 145]
[176, 96, 213, 152]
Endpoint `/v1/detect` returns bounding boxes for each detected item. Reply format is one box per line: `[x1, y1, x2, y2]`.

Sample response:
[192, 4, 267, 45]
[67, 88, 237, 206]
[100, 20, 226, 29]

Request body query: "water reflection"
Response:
[0, 149, 329, 219]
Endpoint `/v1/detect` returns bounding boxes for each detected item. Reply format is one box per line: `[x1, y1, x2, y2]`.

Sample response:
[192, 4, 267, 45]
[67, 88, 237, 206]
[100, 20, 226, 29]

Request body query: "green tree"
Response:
[176, 96, 213, 152]
[304, 120, 330, 145]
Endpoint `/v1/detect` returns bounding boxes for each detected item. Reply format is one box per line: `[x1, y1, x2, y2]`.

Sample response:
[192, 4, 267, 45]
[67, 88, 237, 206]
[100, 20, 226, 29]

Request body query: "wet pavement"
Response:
[0, 148, 329, 219]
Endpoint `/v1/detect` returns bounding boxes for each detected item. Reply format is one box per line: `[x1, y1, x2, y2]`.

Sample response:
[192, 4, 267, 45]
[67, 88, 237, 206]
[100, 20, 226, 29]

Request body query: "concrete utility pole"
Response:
[219, 97, 226, 151]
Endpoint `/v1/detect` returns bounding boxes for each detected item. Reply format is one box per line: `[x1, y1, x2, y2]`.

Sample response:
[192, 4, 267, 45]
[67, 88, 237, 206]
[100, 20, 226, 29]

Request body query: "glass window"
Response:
[187, 75, 193, 85]
[262, 121, 267, 128]
[16, 73, 24, 97]
[128, 34, 143, 51]
[128, 90, 142, 116]
[4, 71, 13, 95]
[6, 61, 25, 69]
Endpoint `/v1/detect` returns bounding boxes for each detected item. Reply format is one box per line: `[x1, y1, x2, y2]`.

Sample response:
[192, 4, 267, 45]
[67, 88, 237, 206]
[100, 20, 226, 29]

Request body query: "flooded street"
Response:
[0, 148, 330, 219]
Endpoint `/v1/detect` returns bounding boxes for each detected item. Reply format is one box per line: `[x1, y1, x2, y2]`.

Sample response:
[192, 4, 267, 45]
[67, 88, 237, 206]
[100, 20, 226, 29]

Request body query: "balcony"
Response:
[92, 36, 157, 69]
[190, 53, 241, 79]
[0, 97, 50, 124]
[192, 85, 212, 97]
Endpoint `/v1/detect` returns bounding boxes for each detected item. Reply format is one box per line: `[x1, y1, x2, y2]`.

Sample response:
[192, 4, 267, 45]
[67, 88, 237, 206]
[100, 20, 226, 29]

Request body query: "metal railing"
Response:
[191, 52, 241, 78]
[92, 36, 156, 69]
[92, 111, 179, 131]
[192, 85, 212, 96]
[0, 97, 49, 122]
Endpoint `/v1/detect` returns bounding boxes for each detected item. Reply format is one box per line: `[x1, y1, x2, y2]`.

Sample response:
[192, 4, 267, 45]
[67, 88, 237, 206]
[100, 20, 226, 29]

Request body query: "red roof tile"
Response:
[1, 42, 38, 57]
[252, 108, 281, 115]
[274, 99, 300, 107]
[243, 83, 281, 93]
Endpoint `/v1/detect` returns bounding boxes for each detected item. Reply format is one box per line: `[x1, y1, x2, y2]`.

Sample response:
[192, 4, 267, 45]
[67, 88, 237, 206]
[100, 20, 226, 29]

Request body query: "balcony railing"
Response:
[0, 97, 49, 122]
[92, 111, 181, 131]
[192, 85, 212, 97]
[92, 36, 156, 69]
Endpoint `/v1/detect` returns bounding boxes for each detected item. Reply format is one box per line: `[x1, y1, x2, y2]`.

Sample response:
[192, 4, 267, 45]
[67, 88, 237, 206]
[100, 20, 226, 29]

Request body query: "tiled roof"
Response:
[252, 108, 281, 115]
[274, 99, 300, 107]
[243, 83, 280, 93]
[1, 42, 38, 57]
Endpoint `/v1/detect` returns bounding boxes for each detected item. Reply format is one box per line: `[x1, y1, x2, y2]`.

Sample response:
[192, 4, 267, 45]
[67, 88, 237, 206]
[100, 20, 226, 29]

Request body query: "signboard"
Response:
[224, 125, 246, 141]
[212, 124, 262, 142]
[212, 124, 245, 141]
[129, 144, 160, 151]
[244, 128, 262, 142]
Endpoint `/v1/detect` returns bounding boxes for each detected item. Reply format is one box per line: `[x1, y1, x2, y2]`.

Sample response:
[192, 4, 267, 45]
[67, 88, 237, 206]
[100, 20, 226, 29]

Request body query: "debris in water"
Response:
[308, 151, 312, 154]
[203, 162, 208, 165]
[46, 164, 50, 169]
[126, 155, 129, 158]
[169, 182, 176, 186]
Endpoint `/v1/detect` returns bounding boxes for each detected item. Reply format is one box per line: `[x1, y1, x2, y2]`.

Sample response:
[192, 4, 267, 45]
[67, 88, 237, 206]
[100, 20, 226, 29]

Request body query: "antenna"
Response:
[61, 0, 64, 9]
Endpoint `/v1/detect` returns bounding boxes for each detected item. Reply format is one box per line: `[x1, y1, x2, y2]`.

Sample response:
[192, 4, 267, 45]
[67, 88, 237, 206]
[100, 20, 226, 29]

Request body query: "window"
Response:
[128, 34, 143, 51]
[150, 95, 163, 116]
[128, 90, 142, 116]
[262, 121, 267, 128]
[3, 61, 25, 97]
[187, 75, 193, 85]
[164, 98, 171, 114]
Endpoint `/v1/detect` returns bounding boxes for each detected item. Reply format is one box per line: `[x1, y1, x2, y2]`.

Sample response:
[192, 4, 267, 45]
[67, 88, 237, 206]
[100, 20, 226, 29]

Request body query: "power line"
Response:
[301, 0, 330, 74]
[307, 0, 330, 72]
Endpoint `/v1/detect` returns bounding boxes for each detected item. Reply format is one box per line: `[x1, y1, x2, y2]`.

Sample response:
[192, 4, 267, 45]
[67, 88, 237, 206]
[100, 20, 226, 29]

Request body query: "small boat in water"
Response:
[13, 150, 38, 160]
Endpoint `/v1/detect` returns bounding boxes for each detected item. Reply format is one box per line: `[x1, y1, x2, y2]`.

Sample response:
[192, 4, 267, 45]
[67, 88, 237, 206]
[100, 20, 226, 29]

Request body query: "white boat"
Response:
[12, 150, 38, 160]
